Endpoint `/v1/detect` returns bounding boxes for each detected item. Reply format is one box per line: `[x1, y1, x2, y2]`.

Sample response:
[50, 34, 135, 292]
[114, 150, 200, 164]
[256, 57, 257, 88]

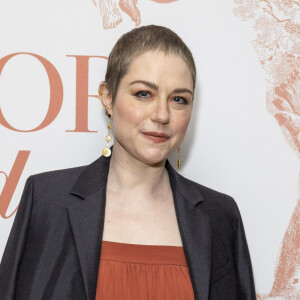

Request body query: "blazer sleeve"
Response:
[0, 175, 34, 300]
[231, 197, 256, 299]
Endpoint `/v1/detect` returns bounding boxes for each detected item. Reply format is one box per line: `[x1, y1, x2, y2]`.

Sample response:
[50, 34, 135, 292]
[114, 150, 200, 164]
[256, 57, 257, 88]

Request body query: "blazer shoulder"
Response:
[26, 163, 88, 208]
[178, 173, 238, 215]
[30, 164, 86, 184]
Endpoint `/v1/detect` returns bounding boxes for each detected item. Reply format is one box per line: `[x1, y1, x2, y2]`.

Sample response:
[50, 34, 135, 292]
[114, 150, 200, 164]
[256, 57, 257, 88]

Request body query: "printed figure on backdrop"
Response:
[234, 0, 300, 299]
[91, 0, 176, 29]
[0, 25, 256, 299]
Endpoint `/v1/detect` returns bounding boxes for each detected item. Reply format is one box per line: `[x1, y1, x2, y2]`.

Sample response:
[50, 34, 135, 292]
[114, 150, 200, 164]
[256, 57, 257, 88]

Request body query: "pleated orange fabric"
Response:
[95, 240, 195, 300]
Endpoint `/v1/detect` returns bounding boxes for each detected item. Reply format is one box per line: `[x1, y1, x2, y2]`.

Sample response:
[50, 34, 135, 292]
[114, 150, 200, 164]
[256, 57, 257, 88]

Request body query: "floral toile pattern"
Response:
[234, 1, 300, 299]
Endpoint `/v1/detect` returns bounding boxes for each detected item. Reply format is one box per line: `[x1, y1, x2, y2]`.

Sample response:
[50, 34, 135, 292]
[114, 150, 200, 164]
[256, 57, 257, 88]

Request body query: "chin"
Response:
[138, 148, 167, 165]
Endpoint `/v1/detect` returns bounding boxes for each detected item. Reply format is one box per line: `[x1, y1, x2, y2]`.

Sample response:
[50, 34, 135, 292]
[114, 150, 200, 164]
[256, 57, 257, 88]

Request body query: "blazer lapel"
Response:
[166, 160, 212, 300]
[67, 153, 110, 300]
[68, 145, 211, 300]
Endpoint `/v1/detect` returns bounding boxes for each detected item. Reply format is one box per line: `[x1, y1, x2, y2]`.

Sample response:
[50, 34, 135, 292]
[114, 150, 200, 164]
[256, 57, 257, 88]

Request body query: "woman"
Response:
[0, 25, 256, 300]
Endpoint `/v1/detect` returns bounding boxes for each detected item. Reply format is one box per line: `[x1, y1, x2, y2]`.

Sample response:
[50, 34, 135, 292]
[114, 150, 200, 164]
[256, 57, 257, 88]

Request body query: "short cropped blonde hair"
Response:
[104, 25, 197, 104]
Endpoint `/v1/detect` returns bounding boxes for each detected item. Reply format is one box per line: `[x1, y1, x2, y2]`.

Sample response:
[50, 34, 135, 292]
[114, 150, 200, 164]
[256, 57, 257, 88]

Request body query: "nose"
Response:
[151, 96, 170, 125]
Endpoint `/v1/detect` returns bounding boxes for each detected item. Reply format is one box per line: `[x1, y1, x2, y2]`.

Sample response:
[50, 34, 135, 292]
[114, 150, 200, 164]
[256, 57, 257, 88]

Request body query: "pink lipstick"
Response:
[141, 131, 170, 143]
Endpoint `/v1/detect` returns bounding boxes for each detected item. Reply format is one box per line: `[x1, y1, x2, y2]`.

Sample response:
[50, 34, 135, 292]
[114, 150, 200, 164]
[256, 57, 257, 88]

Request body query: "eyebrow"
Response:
[129, 80, 193, 96]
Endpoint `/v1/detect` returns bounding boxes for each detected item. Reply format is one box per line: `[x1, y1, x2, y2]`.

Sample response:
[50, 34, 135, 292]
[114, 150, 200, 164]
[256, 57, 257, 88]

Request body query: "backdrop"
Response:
[0, 1, 299, 298]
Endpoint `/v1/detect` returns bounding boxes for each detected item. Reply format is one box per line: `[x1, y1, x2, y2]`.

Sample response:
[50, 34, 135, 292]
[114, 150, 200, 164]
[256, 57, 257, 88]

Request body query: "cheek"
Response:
[174, 112, 191, 135]
[114, 101, 147, 128]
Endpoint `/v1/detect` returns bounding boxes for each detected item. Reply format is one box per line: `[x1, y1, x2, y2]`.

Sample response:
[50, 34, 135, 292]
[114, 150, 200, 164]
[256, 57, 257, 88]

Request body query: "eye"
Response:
[172, 96, 187, 104]
[134, 90, 151, 99]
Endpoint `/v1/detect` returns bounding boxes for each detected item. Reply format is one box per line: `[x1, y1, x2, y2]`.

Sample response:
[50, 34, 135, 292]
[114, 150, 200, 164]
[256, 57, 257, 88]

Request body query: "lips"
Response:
[142, 131, 170, 138]
[141, 131, 170, 143]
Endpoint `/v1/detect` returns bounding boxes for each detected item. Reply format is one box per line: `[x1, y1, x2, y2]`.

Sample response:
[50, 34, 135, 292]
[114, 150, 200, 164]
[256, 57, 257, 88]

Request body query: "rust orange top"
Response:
[95, 240, 195, 300]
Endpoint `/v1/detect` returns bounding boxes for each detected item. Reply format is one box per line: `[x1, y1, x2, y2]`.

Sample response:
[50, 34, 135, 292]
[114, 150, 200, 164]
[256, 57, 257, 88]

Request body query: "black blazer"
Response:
[0, 146, 256, 300]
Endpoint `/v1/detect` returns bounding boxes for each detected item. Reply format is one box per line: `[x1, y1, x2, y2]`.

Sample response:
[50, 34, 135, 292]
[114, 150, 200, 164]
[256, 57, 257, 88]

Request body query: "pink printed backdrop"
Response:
[0, 0, 298, 297]
[233, 1, 299, 298]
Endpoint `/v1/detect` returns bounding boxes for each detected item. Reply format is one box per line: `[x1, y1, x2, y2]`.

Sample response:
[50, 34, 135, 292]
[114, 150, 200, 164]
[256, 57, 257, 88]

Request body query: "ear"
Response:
[98, 81, 113, 118]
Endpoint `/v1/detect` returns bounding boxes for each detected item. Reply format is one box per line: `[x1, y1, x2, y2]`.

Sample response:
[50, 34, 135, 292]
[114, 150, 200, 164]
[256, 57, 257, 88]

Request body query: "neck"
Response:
[107, 142, 169, 199]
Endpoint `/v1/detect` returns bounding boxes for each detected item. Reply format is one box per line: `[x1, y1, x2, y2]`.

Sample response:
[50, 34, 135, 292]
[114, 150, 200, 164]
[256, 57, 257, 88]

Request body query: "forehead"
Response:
[123, 50, 193, 89]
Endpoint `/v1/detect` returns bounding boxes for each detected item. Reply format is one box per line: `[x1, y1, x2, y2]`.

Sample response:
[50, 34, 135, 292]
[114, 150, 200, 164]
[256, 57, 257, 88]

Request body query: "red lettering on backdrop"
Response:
[0, 151, 30, 218]
[0, 54, 108, 218]
[66, 55, 108, 133]
[0, 52, 63, 132]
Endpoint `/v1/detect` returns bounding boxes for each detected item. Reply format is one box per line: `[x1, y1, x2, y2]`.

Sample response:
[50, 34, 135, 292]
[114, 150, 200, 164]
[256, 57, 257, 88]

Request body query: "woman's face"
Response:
[102, 50, 194, 166]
